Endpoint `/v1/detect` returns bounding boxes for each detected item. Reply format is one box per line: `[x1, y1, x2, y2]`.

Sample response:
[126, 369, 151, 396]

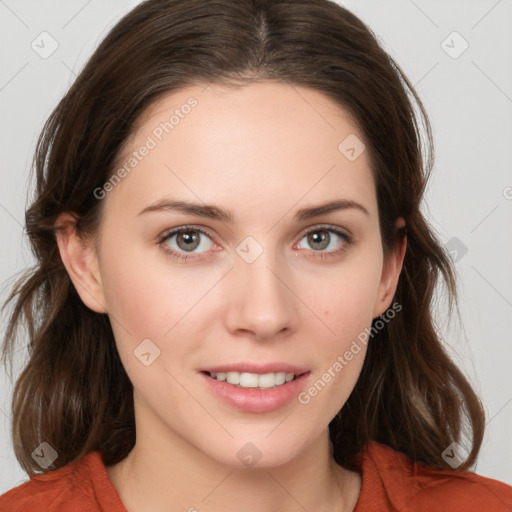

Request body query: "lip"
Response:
[199, 362, 310, 375]
[198, 370, 312, 413]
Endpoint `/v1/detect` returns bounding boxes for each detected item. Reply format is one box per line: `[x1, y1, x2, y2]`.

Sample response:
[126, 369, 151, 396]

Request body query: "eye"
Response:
[158, 224, 353, 263]
[295, 225, 352, 259]
[158, 226, 215, 262]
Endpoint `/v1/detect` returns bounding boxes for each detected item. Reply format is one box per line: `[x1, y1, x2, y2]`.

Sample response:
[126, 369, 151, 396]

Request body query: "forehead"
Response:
[105, 81, 376, 220]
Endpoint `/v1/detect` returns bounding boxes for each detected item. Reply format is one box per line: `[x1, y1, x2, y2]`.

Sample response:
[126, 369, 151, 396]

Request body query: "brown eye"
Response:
[175, 230, 201, 252]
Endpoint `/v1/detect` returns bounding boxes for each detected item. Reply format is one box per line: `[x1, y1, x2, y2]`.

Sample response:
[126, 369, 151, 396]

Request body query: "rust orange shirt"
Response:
[1, 441, 511, 511]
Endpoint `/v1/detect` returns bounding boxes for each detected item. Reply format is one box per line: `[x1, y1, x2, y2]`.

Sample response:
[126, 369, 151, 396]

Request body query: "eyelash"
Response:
[157, 224, 353, 263]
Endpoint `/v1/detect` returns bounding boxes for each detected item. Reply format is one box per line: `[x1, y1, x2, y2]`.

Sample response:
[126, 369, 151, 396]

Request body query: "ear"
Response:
[54, 212, 108, 314]
[372, 217, 407, 318]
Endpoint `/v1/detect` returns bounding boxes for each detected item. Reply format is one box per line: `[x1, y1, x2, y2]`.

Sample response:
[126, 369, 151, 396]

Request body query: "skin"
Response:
[55, 81, 406, 512]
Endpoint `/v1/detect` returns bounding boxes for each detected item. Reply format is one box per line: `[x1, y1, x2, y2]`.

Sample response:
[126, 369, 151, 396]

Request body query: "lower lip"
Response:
[199, 371, 311, 413]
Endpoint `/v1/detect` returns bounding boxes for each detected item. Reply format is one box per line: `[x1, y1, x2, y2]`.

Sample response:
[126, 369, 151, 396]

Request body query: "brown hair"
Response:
[1, 0, 484, 477]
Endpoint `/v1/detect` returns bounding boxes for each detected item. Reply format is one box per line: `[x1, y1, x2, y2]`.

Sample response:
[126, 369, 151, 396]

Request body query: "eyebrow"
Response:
[137, 198, 369, 222]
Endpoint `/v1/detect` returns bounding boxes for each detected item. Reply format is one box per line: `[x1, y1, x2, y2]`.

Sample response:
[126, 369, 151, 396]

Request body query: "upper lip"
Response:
[200, 362, 310, 375]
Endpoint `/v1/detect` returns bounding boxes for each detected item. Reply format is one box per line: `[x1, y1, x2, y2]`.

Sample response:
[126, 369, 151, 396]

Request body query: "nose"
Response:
[224, 248, 298, 341]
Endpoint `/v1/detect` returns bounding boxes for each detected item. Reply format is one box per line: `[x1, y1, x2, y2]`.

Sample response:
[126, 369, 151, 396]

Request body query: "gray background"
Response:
[1, 0, 511, 492]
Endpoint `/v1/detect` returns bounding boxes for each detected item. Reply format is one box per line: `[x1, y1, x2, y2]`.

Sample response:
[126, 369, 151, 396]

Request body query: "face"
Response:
[59, 81, 403, 468]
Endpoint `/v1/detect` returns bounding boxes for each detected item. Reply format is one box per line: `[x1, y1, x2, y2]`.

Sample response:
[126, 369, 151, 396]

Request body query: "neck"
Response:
[106, 398, 361, 512]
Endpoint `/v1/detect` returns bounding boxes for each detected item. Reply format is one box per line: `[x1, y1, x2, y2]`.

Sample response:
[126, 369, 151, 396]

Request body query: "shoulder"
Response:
[0, 451, 126, 512]
[355, 441, 512, 512]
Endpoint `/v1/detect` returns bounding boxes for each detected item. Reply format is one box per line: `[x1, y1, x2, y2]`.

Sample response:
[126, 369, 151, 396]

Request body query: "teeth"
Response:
[208, 371, 297, 389]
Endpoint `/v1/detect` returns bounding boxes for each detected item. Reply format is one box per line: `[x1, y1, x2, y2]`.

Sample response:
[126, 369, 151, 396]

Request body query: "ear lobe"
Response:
[54, 212, 108, 314]
[373, 218, 407, 318]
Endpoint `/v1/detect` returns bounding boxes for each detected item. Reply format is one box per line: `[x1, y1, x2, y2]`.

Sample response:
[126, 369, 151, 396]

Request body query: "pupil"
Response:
[178, 231, 199, 251]
[309, 230, 329, 250]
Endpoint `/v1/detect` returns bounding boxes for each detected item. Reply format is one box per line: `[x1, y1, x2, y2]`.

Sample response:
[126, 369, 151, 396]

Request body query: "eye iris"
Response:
[177, 230, 200, 252]
[308, 230, 329, 250]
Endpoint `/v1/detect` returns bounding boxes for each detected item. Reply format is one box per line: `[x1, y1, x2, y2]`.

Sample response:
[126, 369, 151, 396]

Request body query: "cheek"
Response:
[99, 233, 207, 333]
[298, 246, 383, 343]
[293, 244, 382, 406]
[98, 236, 225, 377]
[296, 278, 376, 420]
[97, 238, 176, 362]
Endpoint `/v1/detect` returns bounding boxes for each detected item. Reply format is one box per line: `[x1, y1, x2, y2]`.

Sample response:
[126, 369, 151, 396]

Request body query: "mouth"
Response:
[201, 370, 306, 390]
[198, 367, 312, 413]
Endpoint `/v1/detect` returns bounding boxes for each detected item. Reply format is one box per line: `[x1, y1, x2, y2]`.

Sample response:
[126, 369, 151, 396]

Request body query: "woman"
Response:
[1, 0, 511, 510]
